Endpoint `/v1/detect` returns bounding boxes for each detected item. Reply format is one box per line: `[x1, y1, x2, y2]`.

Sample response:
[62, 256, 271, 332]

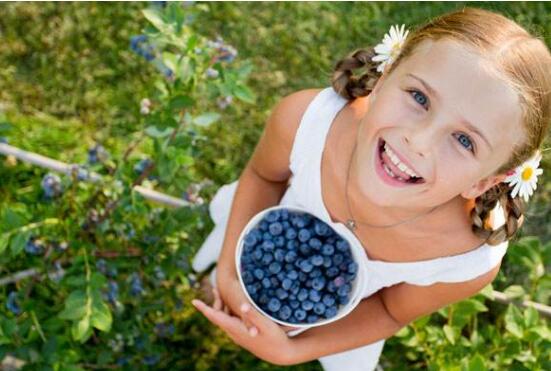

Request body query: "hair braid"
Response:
[471, 182, 525, 245]
[331, 48, 381, 100]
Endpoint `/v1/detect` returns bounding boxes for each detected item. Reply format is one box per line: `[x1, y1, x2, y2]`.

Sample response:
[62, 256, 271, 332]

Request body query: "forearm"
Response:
[216, 163, 289, 311]
[288, 291, 404, 364]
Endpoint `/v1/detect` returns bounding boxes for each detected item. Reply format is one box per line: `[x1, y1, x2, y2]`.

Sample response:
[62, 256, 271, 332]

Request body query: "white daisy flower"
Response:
[372, 24, 410, 73]
[503, 151, 543, 202]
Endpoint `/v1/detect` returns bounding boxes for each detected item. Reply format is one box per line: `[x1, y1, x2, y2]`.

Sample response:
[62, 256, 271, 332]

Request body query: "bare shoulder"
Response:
[378, 260, 501, 326]
[248, 88, 324, 182]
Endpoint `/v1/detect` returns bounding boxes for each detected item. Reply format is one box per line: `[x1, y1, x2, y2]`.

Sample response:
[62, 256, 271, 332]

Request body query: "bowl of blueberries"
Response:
[235, 205, 367, 329]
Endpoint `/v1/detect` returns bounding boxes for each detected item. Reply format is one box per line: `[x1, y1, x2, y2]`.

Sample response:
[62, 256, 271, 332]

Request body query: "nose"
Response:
[403, 121, 437, 158]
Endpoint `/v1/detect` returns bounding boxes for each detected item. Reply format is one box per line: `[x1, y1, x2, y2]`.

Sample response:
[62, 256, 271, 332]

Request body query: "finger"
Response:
[212, 287, 223, 311]
[192, 299, 248, 335]
[240, 302, 277, 337]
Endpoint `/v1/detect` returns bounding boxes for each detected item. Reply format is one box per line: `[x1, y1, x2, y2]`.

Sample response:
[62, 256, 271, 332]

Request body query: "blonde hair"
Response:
[332, 6, 551, 245]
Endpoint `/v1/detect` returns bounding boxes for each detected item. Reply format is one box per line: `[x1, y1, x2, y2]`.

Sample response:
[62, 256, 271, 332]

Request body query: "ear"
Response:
[461, 173, 508, 200]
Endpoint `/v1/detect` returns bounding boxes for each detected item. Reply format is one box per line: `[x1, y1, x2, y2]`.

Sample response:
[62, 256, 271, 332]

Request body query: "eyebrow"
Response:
[406, 73, 493, 151]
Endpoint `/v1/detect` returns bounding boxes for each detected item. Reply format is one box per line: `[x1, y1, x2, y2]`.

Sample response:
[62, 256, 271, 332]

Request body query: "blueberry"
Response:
[259, 293, 269, 304]
[280, 210, 290, 220]
[336, 239, 350, 252]
[297, 288, 308, 301]
[312, 277, 326, 291]
[325, 306, 338, 318]
[277, 271, 286, 281]
[242, 271, 253, 284]
[338, 295, 350, 305]
[6, 292, 21, 315]
[333, 254, 344, 266]
[276, 288, 288, 300]
[262, 240, 275, 251]
[299, 244, 311, 256]
[327, 281, 337, 293]
[326, 267, 339, 277]
[269, 222, 283, 236]
[286, 240, 299, 251]
[295, 309, 306, 321]
[337, 284, 351, 296]
[301, 300, 314, 311]
[246, 284, 258, 295]
[309, 289, 321, 303]
[286, 270, 298, 280]
[271, 276, 280, 287]
[309, 238, 322, 249]
[285, 228, 297, 240]
[253, 269, 265, 280]
[268, 262, 282, 274]
[307, 314, 319, 323]
[314, 221, 331, 236]
[305, 279, 312, 288]
[323, 256, 333, 268]
[265, 210, 281, 223]
[274, 236, 286, 247]
[268, 298, 281, 312]
[334, 276, 346, 287]
[311, 255, 324, 266]
[298, 229, 311, 242]
[289, 300, 300, 309]
[309, 268, 322, 278]
[284, 250, 298, 263]
[261, 277, 271, 289]
[279, 305, 292, 320]
[299, 260, 313, 273]
[322, 244, 335, 255]
[282, 278, 293, 290]
[290, 282, 300, 295]
[253, 249, 263, 261]
[274, 249, 286, 262]
[244, 233, 258, 247]
[313, 302, 326, 315]
[348, 262, 358, 274]
[322, 294, 336, 307]
[259, 221, 268, 231]
[298, 271, 307, 282]
[262, 252, 275, 265]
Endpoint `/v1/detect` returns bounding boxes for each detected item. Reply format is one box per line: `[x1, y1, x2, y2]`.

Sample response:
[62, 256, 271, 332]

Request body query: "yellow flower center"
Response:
[521, 167, 533, 181]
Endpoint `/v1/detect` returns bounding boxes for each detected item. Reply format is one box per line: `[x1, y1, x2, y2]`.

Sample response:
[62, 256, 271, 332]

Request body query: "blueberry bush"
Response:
[0, 2, 549, 370]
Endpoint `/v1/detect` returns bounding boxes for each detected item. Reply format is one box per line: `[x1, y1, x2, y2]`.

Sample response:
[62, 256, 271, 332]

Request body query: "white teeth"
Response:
[383, 163, 407, 182]
[383, 143, 420, 178]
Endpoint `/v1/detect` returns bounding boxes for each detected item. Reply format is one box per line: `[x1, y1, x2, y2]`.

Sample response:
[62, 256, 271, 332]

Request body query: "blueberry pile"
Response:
[239, 209, 358, 325]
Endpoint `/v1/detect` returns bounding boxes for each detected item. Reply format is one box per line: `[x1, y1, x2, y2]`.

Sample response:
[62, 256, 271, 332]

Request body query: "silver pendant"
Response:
[345, 219, 356, 231]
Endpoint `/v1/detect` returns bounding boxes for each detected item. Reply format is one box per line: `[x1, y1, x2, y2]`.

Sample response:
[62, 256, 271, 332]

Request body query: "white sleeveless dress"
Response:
[191, 87, 508, 370]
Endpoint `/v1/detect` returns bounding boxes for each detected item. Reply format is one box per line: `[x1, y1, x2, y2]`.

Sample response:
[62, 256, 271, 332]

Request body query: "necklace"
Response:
[343, 115, 439, 231]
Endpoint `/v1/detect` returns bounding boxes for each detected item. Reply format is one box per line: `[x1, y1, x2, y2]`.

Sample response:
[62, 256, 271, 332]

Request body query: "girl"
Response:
[190, 6, 550, 370]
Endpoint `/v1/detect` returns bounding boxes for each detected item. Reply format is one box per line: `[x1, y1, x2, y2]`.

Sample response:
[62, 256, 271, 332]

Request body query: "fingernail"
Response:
[249, 327, 258, 337]
[191, 299, 201, 308]
[241, 303, 250, 313]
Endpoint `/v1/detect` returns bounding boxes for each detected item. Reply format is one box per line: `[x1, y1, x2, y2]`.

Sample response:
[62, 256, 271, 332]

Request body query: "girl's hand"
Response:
[192, 287, 297, 366]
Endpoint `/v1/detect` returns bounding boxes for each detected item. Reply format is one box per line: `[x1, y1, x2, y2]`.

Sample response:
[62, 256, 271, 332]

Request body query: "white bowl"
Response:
[235, 205, 367, 329]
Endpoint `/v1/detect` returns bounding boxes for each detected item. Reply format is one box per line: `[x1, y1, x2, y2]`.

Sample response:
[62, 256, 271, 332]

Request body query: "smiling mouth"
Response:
[377, 138, 425, 184]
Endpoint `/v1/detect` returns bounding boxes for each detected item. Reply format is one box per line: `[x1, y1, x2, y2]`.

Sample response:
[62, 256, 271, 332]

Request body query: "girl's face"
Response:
[355, 39, 526, 212]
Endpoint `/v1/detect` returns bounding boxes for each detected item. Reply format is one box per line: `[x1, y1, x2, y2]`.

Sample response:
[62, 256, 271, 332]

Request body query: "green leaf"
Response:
[90, 293, 112, 332]
[193, 112, 221, 127]
[523, 307, 539, 328]
[503, 285, 525, 299]
[467, 354, 487, 371]
[504, 304, 524, 338]
[443, 324, 457, 345]
[233, 84, 255, 104]
[58, 306, 87, 321]
[59, 290, 88, 320]
[2, 209, 27, 231]
[10, 232, 30, 256]
[89, 272, 107, 290]
[169, 95, 194, 111]
[145, 126, 173, 138]
[142, 9, 167, 32]
[71, 316, 90, 342]
[526, 325, 551, 341]
[0, 233, 10, 254]
[479, 283, 494, 300]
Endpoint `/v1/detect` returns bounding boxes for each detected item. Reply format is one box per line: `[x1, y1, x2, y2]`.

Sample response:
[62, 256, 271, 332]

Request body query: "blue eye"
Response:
[454, 133, 475, 153]
[409, 90, 429, 110]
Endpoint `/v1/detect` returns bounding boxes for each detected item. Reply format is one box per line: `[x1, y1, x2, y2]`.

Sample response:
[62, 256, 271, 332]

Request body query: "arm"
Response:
[216, 89, 323, 317]
[288, 262, 501, 364]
